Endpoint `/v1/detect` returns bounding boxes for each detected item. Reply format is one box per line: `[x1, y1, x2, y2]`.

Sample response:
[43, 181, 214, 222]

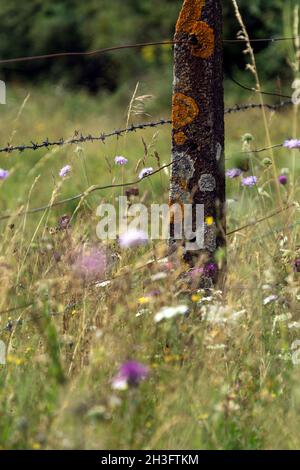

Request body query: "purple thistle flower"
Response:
[112, 361, 149, 390]
[226, 168, 242, 179]
[115, 156, 128, 165]
[242, 176, 258, 187]
[283, 139, 300, 149]
[278, 175, 288, 185]
[294, 259, 300, 273]
[119, 229, 148, 248]
[59, 165, 71, 178]
[139, 167, 153, 179]
[73, 247, 106, 281]
[0, 169, 9, 180]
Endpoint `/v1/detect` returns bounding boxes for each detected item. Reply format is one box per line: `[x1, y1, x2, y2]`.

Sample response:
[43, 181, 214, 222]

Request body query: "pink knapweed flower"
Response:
[73, 247, 106, 280]
[112, 361, 149, 390]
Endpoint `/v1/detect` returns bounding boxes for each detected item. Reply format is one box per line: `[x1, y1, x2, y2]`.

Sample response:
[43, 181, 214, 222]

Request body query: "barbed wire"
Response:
[227, 75, 292, 100]
[0, 119, 172, 154]
[1, 36, 299, 66]
[0, 98, 294, 155]
[224, 100, 292, 114]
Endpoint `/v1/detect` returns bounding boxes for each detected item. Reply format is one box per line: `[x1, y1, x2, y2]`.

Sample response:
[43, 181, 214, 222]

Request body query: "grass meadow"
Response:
[0, 77, 299, 450]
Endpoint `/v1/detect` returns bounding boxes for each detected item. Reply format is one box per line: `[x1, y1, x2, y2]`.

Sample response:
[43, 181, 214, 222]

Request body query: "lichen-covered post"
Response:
[170, 0, 225, 284]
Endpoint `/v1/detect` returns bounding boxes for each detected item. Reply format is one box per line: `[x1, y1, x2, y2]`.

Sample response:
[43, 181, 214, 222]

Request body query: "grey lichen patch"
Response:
[170, 182, 191, 205]
[172, 152, 195, 180]
[204, 223, 217, 253]
[199, 174, 216, 192]
[215, 142, 223, 161]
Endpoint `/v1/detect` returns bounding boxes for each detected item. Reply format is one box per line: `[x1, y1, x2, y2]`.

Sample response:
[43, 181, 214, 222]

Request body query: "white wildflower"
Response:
[154, 305, 188, 323]
[263, 295, 278, 305]
[151, 272, 167, 281]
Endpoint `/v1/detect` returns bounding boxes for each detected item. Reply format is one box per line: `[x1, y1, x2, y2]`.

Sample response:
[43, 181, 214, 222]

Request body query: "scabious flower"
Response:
[112, 361, 149, 390]
[73, 247, 106, 281]
[278, 174, 288, 185]
[119, 229, 148, 248]
[283, 139, 300, 149]
[154, 305, 188, 323]
[139, 167, 153, 179]
[226, 168, 242, 179]
[242, 176, 257, 187]
[115, 156, 128, 165]
[0, 169, 9, 180]
[59, 165, 71, 178]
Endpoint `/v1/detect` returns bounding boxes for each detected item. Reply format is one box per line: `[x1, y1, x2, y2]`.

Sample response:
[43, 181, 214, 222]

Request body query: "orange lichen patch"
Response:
[176, 0, 206, 33]
[190, 21, 214, 59]
[174, 131, 187, 145]
[172, 93, 199, 130]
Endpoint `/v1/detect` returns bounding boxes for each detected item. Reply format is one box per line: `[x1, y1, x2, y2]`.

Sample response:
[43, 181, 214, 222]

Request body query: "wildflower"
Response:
[151, 272, 167, 281]
[262, 158, 272, 167]
[147, 289, 161, 297]
[283, 139, 300, 149]
[226, 168, 242, 179]
[0, 169, 9, 180]
[58, 214, 71, 230]
[294, 259, 300, 273]
[191, 294, 201, 302]
[59, 165, 71, 178]
[125, 187, 139, 197]
[138, 296, 151, 305]
[242, 176, 257, 187]
[73, 247, 106, 281]
[291, 340, 300, 365]
[263, 294, 278, 305]
[112, 361, 149, 390]
[154, 305, 188, 323]
[242, 133, 254, 143]
[188, 267, 204, 279]
[119, 229, 148, 248]
[203, 304, 246, 325]
[278, 175, 288, 185]
[139, 167, 153, 179]
[205, 216, 214, 226]
[288, 322, 300, 330]
[203, 262, 218, 278]
[114, 156, 128, 165]
[95, 280, 111, 288]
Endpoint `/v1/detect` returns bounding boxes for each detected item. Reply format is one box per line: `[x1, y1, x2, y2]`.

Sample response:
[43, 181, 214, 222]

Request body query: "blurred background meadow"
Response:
[0, 0, 300, 450]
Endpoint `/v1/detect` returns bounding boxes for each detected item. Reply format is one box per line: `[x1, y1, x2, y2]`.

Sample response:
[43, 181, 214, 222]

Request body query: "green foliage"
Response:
[0, 0, 297, 92]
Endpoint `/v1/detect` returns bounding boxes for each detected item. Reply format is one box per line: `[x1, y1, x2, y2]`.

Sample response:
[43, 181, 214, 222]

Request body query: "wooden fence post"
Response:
[170, 0, 225, 285]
